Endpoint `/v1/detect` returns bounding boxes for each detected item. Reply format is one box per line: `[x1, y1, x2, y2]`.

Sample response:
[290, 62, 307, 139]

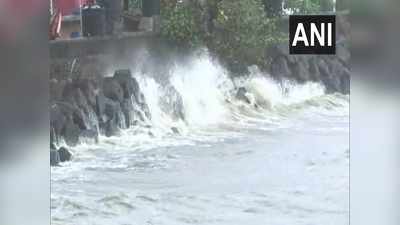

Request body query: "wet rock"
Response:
[271, 56, 291, 78]
[113, 69, 139, 100]
[308, 57, 321, 81]
[63, 85, 88, 109]
[291, 58, 310, 82]
[139, 94, 151, 120]
[171, 127, 180, 134]
[74, 77, 99, 107]
[104, 97, 120, 121]
[50, 150, 60, 166]
[336, 43, 350, 65]
[236, 87, 251, 104]
[270, 43, 289, 57]
[58, 147, 72, 162]
[50, 67, 156, 147]
[50, 79, 67, 102]
[340, 69, 351, 94]
[50, 103, 67, 138]
[50, 127, 58, 147]
[268, 39, 350, 94]
[80, 129, 99, 143]
[98, 96, 123, 137]
[62, 118, 80, 146]
[51, 102, 87, 145]
[95, 93, 107, 122]
[103, 77, 124, 103]
[121, 99, 134, 128]
[104, 117, 121, 137]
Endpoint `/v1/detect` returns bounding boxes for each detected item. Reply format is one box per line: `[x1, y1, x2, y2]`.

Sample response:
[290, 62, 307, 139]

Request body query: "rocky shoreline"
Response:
[50, 41, 350, 166]
[269, 42, 350, 94]
[51, 69, 152, 165]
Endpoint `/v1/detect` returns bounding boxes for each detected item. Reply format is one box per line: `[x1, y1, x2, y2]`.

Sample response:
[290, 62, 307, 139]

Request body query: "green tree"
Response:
[160, 0, 202, 46]
[209, 0, 283, 73]
[284, 0, 334, 14]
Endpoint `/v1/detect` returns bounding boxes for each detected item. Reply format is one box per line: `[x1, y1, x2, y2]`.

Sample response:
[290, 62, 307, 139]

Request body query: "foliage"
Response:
[128, 0, 142, 9]
[262, 0, 283, 17]
[283, 0, 334, 14]
[160, 0, 202, 46]
[159, 0, 289, 74]
[210, 0, 284, 72]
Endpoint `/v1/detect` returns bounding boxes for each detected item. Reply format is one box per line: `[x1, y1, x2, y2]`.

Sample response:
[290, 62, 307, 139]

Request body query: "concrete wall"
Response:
[49, 31, 159, 59]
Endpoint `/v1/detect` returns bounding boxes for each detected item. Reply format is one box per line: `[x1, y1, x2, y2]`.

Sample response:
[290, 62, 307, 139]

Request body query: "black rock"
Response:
[171, 127, 180, 134]
[80, 129, 99, 143]
[74, 77, 99, 107]
[270, 43, 289, 57]
[58, 147, 72, 162]
[95, 93, 107, 122]
[62, 118, 80, 146]
[102, 77, 124, 103]
[291, 58, 310, 82]
[50, 150, 60, 166]
[340, 69, 350, 94]
[63, 85, 88, 109]
[51, 102, 87, 146]
[236, 87, 251, 104]
[336, 43, 350, 65]
[50, 103, 67, 141]
[121, 99, 134, 128]
[50, 79, 67, 102]
[113, 69, 139, 100]
[308, 57, 321, 81]
[104, 117, 121, 137]
[271, 56, 291, 78]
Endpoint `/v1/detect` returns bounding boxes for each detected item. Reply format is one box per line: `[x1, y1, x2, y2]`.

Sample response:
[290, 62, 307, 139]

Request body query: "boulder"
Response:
[50, 150, 60, 166]
[113, 69, 140, 100]
[50, 79, 67, 102]
[271, 56, 291, 78]
[74, 77, 99, 107]
[291, 58, 310, 82]
[104, 117, 120, 137]
[58, 147, 72, 162]
[340, 69, 351, 94]
[50, 104, 66, 142]
[268, 40, 351, 94]
[171, 127, 180, 134]
[269, 43, 289, 57]
[336, 43, 350, 65]
[51, 102, 87, 145]
[50, 126, 58, 146]
[62, 118, 80, 146]
[138, 93, 151, 119]
[98, 96, 123, 137]
[121, 99, 134, 128]
[308, 57, 321, 81]
[236, 87, 251, 104]
[80, 129, 99, 143]
[102, 77, 124, 103]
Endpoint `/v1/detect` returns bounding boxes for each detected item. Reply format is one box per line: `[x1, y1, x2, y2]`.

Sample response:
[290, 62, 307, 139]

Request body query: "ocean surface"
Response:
[51, 56, 349, 225]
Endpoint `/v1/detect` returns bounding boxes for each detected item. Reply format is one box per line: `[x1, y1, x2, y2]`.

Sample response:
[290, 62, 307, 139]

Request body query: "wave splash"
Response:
[126, 53, 347, 135]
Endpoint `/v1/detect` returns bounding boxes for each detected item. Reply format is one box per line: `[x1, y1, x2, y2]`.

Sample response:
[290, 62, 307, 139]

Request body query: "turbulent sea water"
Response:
[51, 56, 349, 225]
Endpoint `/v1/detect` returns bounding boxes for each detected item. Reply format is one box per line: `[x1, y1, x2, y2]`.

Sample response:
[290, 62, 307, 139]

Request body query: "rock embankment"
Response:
[269, 43, 350, 94]
[50, 69, 151, 158]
